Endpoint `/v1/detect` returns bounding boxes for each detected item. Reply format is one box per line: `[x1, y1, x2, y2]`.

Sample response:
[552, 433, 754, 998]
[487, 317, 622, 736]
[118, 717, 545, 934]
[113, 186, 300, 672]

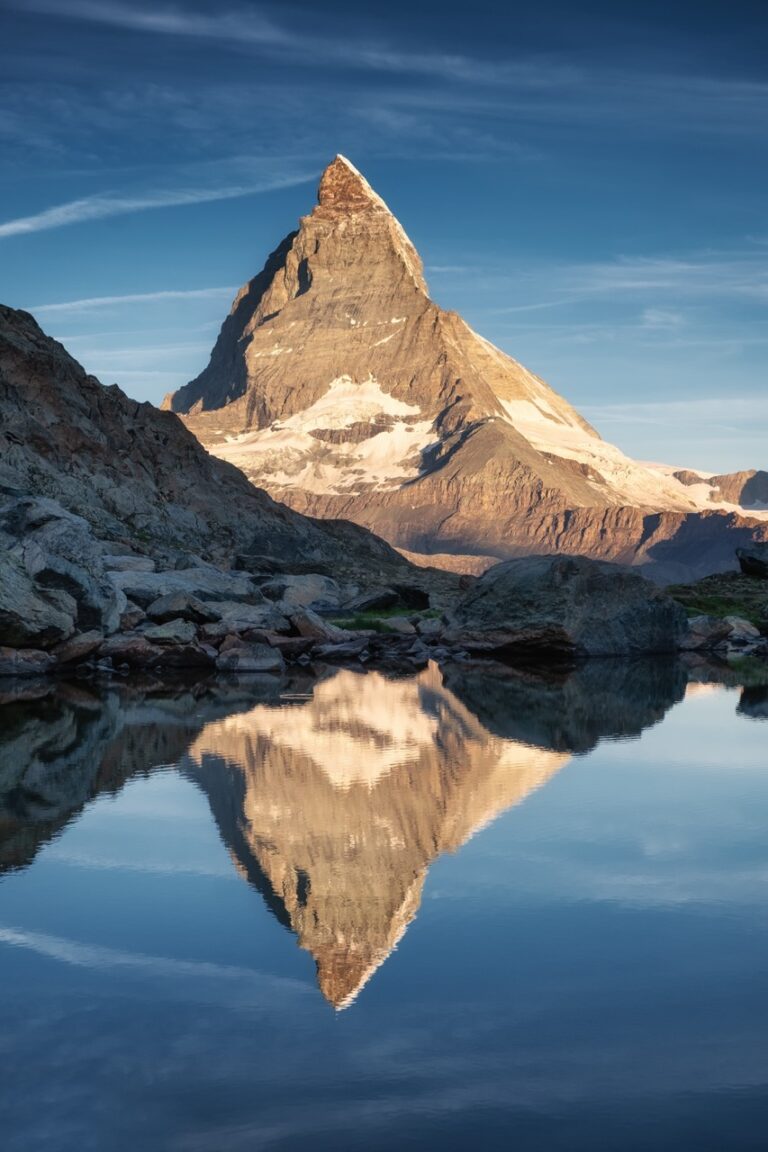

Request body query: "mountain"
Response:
[168, 156, 768, 582]
[0, 303, 454, 594]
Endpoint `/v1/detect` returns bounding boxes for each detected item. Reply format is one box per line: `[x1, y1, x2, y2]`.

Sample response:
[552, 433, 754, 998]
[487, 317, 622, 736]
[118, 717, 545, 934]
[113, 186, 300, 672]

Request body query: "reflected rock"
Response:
[183, 663, 571, 1008]
[0, 676, 289, 872]
[737, 686, 768, 721]
[441, 658, 687, 753]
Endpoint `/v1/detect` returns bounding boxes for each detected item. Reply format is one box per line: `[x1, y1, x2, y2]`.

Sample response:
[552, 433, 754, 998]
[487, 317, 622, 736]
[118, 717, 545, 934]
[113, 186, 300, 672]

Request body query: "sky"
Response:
[0, 0, 766, 473]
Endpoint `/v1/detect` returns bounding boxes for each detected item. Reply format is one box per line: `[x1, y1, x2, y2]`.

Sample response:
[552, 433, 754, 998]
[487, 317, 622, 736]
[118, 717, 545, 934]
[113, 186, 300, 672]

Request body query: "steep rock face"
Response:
[169, 156, 767, 582]
[0, 304, 455, 595]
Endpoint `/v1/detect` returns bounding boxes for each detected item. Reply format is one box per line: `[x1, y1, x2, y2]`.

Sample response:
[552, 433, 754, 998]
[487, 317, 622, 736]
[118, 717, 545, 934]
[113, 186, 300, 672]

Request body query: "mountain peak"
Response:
[317, 154, 390, 214]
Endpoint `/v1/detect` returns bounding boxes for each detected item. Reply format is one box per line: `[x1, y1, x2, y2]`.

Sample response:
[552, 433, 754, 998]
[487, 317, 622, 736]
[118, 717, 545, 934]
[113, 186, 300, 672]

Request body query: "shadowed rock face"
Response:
[0, 304, 453, 595]
[0, 659, 693, 1007]
[169, 156, 768, 583]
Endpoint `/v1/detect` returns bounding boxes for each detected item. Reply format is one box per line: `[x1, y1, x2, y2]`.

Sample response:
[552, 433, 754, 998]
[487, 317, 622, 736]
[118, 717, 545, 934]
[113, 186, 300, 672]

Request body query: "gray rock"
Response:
[263, 573, 343, 611]
[313, 639, 369, 660]
[289, 609, 352, 643]
[98, 634, 164, 668]
[342, 586, 399, 613]
[723, 615, 761, 640]
[384, 616, 417, 636]
[51, 630, 104, 664]
[143, 618, 198, 646]
[736, 543, 768, 579]
[119, 602, 146, 631]
[103, 554, 156, 573]
[0, 646, 56, 678]
[679, 615, 734, 651]
[198, 602, 290, 639]
[0, 552, 75, 648]
[416, 617, 444, 638]
[107, 568, 263, 609]
[146, 592, 221, 624]
[216, 643, 285, 674]
[445, 555, 688, 657]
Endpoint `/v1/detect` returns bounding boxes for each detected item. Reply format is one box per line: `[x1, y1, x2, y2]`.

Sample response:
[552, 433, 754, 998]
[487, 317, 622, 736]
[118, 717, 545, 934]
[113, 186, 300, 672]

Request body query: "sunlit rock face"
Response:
[169, 156, 768, 582]
[183, 664, 571, 1008]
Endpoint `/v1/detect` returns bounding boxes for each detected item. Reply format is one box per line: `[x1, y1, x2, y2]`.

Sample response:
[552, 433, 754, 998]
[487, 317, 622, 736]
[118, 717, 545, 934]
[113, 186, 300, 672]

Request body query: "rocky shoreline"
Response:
[2, 494, 766, 680]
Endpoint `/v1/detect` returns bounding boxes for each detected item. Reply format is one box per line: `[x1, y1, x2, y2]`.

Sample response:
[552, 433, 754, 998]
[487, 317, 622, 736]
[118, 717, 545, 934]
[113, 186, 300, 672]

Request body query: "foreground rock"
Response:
[445, 556, 688, 658]
[737, 543, 768, 579]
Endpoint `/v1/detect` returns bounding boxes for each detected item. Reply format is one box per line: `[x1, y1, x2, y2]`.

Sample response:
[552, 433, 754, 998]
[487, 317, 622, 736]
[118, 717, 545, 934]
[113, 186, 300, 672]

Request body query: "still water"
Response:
[1, 660, 767, 1151]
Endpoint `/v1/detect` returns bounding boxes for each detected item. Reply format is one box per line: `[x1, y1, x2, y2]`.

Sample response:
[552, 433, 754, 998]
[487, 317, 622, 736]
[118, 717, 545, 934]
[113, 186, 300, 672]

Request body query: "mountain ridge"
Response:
[168, 156, 767, 583]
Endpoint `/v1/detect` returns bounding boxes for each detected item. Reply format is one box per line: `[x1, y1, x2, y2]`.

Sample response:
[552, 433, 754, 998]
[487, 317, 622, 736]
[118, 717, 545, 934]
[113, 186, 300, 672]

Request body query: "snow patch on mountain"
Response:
[211, 374, 435, 494]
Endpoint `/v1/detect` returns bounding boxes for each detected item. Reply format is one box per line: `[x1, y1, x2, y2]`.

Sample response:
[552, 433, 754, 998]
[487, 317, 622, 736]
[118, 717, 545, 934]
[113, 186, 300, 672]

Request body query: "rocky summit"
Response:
[168, 155, 768, 583]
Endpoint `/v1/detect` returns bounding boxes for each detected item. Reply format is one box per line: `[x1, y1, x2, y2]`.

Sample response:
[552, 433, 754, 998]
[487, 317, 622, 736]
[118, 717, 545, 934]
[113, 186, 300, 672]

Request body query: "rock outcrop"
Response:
[168, 155, 768, 583]
[0, 303, 457, 599]
[737, 542, 768, 579]
[444, 555, 688, 657]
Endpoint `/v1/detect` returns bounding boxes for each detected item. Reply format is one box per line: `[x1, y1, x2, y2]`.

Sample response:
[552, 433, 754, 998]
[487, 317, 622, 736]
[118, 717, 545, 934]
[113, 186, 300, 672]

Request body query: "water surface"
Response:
[1, 660, 767, 1151]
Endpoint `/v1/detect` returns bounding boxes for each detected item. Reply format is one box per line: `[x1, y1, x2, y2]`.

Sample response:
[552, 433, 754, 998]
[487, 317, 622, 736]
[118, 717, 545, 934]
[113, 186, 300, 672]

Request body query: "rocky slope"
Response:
[168, 156, 767, 583]
[0, 303, 457, 595]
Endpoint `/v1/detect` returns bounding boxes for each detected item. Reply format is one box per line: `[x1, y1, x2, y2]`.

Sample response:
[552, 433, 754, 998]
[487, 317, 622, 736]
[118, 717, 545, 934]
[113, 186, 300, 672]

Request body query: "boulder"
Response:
[384, 616, 417, 636]
[0, 646, 56, 678]
[723, 615, 761, 641]
[416, 617, 444, 638]
[0, 552, 75, 648]
[119, 603, 146, 631]
[198, 602, 291, 640]
[736, 543, 768, 579]
[103, 554, 156, 573]
[98, 634, 164, 669]
[342, 586, 399, 613]
[145, 592, 221, 624]
[289, 609, 352, 643]
[154, 643, 215, 669]
[106, 568, 263, 609]
[216, 642, 285, 674]
[261, 573, 343, 611]
[444, 555, 689, 658]
[143, 618, 198, 646]
[679, 615, 734, 651]
[51, 631, 104, 664]
[313, 638, 370, 661]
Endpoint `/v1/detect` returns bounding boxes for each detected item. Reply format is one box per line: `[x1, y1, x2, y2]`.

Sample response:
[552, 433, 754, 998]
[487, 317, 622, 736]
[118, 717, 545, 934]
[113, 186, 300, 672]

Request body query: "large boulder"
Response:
[737, 543, 768, 579]
[0, 496, 120, 636]
[107, 567, 263, 609]
[444, 555, 688, 658]
[0, 552, 75, 648]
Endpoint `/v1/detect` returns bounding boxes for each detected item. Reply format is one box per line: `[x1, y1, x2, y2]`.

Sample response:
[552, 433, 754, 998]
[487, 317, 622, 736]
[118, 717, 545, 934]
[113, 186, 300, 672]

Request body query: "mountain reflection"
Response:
[0, 658, 696, 1006]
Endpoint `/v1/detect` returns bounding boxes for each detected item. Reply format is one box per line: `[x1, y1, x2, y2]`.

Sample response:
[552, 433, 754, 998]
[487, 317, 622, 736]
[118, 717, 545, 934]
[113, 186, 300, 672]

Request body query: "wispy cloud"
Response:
[31, 287, 238, 313]
[0, 173, 312, 239]
[16, 0, 579, 88]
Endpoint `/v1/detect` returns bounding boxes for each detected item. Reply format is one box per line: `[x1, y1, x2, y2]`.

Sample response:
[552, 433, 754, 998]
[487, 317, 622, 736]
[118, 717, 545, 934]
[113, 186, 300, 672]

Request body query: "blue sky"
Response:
[0, 0, 765, 472]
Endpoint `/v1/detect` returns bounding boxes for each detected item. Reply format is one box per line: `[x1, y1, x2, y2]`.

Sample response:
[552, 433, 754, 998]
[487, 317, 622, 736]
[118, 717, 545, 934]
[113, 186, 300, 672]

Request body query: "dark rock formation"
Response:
[444, 555, 689, 657]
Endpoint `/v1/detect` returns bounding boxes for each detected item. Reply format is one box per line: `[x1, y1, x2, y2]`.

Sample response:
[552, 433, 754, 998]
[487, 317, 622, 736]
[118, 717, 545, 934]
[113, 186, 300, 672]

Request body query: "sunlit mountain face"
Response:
[0, 659, 693, 1007]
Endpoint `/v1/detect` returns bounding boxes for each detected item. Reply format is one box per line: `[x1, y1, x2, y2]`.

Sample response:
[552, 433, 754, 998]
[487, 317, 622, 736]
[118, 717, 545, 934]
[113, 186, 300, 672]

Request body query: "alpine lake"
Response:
[1, 654, 767, 1151]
